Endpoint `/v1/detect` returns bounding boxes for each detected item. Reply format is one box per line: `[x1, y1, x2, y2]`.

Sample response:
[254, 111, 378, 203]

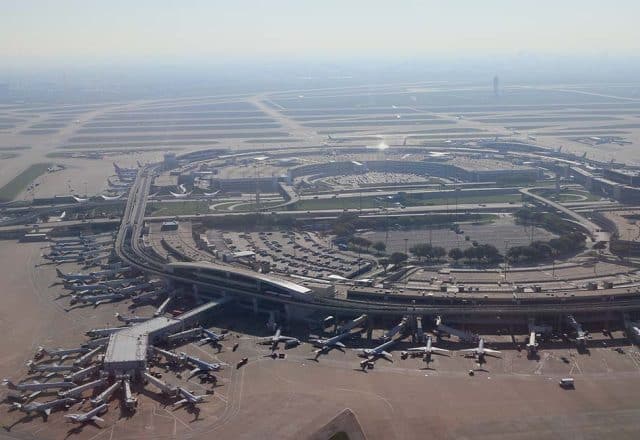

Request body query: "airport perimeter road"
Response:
[520, 187, 610, 242]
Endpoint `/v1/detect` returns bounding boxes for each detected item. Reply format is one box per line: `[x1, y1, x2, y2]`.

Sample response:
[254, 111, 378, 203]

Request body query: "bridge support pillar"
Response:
[366, 319, 373, 341]
[284, 304, 291, 323]
[192, 284, 200, 303]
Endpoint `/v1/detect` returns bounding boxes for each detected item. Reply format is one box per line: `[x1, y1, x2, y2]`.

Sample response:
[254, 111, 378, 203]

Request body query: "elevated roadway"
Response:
[520, 187, 610, 242]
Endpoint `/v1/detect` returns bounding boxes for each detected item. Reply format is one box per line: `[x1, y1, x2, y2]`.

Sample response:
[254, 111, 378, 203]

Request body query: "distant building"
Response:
[163, 152, 178, 170]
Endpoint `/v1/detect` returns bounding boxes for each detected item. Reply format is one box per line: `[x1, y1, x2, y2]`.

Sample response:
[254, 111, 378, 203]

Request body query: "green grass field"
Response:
[291, 193, 521, 211]
[0, 163, 52, 203]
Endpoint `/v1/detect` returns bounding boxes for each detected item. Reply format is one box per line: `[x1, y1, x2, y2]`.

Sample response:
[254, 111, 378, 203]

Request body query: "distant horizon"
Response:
[2, 1, 639, 62]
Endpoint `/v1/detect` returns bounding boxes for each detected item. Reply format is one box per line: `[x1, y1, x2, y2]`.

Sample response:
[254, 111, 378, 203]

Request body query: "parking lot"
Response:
[221, 230, 374, 279]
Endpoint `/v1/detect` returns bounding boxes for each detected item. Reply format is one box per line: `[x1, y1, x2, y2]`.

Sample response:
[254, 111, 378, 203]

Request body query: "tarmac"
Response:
[1, 239, 640, 439]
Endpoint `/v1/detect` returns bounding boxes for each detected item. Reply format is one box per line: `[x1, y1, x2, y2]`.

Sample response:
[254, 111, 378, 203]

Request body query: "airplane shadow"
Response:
[65, 420, 101, 438]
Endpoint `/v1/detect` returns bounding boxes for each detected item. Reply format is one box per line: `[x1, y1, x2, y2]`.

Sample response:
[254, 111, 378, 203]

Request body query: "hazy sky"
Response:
[2, 0, 639, 64]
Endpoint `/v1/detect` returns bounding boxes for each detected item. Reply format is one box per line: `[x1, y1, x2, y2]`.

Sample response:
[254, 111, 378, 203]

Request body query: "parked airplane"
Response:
[355, 339, 396, 369]
[310, 332, 350, 358]
[567, 315, 588, 348]
[70, 292, 126, 306]
[181, 353, 226, 377]
[55, 269, 94, 282]
[173, 387, 205, 408]
[65, 403, 108, 424]
[200, 328, 225, 346]
[115, 312, 150, 324]
[259, 328, 300, 351]
[100, 277, 144, 288]
[526, 332, 539, 357]
[12, 397, 76, 417]
[3, 379, 77, 392]
[65, 283, 109, 293]
[460, 338, 501, 363]
[405, 336, 450, 365]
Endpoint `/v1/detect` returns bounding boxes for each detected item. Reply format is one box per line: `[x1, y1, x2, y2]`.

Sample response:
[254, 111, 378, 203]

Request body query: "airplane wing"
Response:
[406, 347, 427, 352]
[334, 341, 346, 348]
[483, 349, 501, 355]
[91, 416, 104, 423]
[431, 347, 450, 354]
[459, 348, 477, 353]
[172, 398, 187, 407]
[381, 351, 393, 361]
[189, 367, 202, 376]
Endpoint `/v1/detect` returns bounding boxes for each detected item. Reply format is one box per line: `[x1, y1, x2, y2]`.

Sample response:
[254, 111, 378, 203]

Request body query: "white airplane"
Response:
[115, 312, 150, 324]
[100, 277, 144, 288]
[355, 339, 396, 369]
[65, 403, 108, 424]
[405, 336, 450, 365]
[310, 332, 350, 358]
[55, 269, 95, 283]
[3, 379, 77, 392]
[199, 328, 225, 346]
[180, 353, 226, 377]
[36, 346, 89, 361]
[172, 387, 206, 408]
[567, 315, 588, 348]
[259, 328, 300, 351]
[70, 292, 126, 306]
[65, 283, 109, 293]
[12, 397, 77, 417]
[460, 338, 501, 363]
[526, 332, 539, 357]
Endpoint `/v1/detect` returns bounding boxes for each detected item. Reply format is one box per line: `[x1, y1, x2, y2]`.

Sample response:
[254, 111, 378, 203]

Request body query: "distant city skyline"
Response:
[2, 0, 639, 65]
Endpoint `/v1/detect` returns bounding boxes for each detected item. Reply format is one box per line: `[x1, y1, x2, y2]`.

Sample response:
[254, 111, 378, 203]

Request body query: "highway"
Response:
[115, 162, 640, 319]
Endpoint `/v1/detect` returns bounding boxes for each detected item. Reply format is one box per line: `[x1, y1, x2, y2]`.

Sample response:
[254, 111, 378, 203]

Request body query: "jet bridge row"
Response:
[103, 298, 229, 376]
